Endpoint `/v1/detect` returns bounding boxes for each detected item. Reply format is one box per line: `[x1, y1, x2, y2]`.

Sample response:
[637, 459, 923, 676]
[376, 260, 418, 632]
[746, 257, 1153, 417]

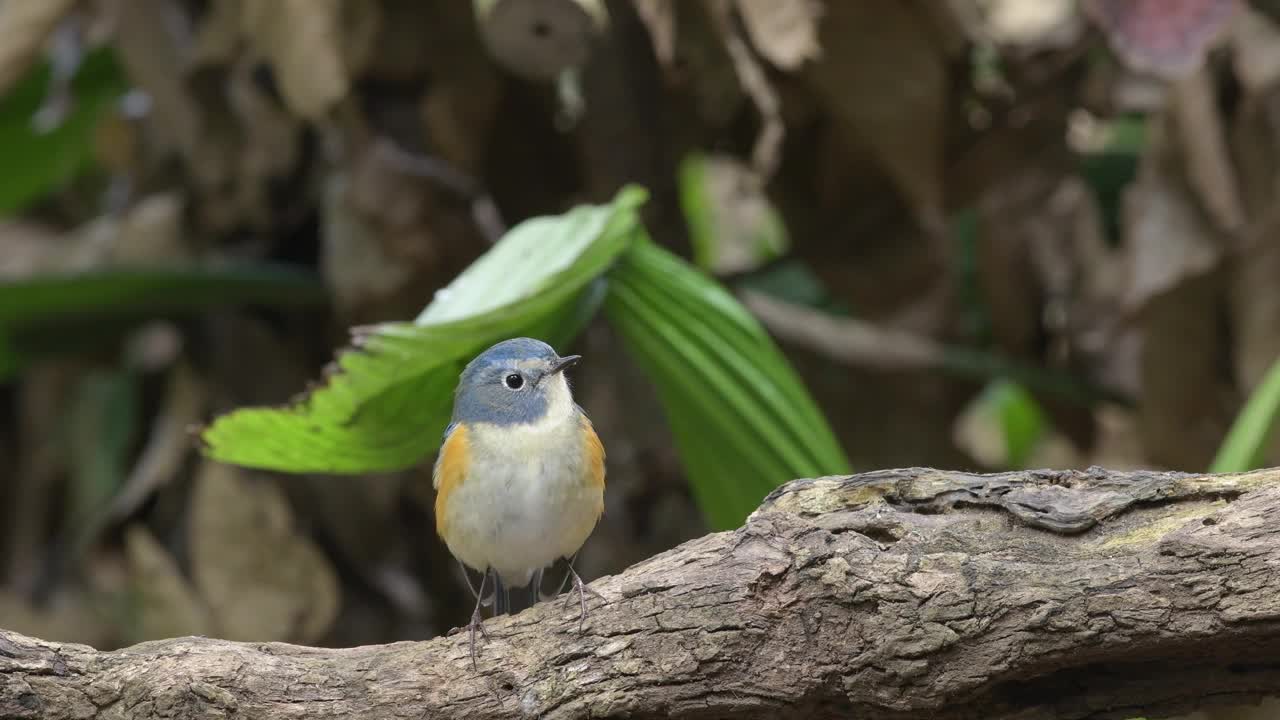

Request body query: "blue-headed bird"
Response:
[433, 338, 606, 666]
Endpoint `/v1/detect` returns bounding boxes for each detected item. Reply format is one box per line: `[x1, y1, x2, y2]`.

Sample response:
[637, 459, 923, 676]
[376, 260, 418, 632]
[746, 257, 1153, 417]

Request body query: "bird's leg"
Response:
[560, 553, 606, 633]
[467, 569, 491, 670]
[458, 559, 485, 604]
[458, 559, 491, 639]
[548, 558, 572, 600]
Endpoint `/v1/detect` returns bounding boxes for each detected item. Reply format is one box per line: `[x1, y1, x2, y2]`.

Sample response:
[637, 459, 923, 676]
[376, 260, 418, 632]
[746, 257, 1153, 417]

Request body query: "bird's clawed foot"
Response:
[462, 568, 495, 671]
[561, 564, 606, 633]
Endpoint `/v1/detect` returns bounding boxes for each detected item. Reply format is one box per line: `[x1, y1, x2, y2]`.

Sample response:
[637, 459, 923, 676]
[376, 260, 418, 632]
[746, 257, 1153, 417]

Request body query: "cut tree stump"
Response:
[4, 467, 1280, 719]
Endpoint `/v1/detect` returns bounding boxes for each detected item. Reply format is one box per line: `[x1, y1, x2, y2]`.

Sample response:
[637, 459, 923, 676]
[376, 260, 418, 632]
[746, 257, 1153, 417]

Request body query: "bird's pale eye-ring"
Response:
[504, 373, 525, 390]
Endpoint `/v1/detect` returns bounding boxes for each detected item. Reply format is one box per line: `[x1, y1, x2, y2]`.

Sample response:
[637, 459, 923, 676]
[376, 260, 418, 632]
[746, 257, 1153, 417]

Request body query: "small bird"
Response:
[433, 337, 606, 666]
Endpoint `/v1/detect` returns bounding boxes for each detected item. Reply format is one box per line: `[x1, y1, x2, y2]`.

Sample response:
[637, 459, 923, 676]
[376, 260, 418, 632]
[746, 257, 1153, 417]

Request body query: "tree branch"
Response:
[5, 466, 1280, 719]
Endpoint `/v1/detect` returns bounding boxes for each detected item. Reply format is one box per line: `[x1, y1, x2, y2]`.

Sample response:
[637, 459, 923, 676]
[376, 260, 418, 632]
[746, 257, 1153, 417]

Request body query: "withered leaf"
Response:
[1169, 67, 1245, 234]
[0, 0, 78, 96]
[734, 0, 822, 71]
[190, 460, 340, 644]
[1122, 133, 1222, 309]
[124, 524, 212, 642]
[241, 0, 349, 120]
[632, 0, 676, 67]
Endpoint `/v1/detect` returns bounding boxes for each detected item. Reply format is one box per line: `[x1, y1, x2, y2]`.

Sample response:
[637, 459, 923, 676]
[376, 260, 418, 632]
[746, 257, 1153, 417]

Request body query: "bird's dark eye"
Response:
[504, 373, 524, 390]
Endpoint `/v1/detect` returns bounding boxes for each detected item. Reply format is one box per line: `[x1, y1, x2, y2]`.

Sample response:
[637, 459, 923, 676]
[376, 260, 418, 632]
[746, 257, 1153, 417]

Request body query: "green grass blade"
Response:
[1211, 356, 1280, 473]
[0, 264, 327, 380]
[200, 186, 647, 473]
[0, 264, 326, 326]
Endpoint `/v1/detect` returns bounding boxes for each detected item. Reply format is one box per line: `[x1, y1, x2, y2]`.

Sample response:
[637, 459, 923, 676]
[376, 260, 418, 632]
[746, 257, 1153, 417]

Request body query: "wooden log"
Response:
[4, 466, 1280, 719]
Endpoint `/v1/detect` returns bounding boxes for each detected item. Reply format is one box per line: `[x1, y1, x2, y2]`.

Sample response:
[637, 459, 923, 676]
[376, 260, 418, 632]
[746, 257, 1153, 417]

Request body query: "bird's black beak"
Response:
[549, 355, 582, 375]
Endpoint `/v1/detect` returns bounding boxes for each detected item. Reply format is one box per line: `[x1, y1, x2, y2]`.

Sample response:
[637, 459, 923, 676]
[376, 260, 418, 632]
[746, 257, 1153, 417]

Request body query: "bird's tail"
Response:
[491, 568, 542, 615]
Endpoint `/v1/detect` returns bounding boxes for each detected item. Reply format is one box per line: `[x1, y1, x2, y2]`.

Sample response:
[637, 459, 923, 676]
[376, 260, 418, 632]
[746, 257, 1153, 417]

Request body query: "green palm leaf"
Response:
[604, 239, 851, 529]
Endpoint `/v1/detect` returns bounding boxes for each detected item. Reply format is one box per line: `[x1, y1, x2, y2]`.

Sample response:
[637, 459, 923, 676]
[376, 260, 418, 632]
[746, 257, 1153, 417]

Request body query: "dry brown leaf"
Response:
[108, 0, 202, 156]
[691, 154, 787, 274]
[1124, 177, 1218, 307]
[951, 389, 1083, 471]
[321, 173, 416, 318]
[190, 460, 340, 644]
[106, 193, 188, 265]
[124, 524, 212, 642]
[286, 472, 406, 582]
[7, 198, 185, 277]
[1122, 123, 1223, 310]
[1169, 66, 1246, 234]
[977, 0, 1083, 50]
[57, 192, 190, 273]
[0, 221, 69, 278]
[801, 0, 947, 228]
[1086, 407, 1148, 470]
[114, 0, 297, 234]
[733, 0, 822, 71]
[241, 0, 348, 120]
[632, 0, 676, 67]
[1230, 5, 1280, 94]
[0, 0, 78, 96]
[707, 0, 783, 178]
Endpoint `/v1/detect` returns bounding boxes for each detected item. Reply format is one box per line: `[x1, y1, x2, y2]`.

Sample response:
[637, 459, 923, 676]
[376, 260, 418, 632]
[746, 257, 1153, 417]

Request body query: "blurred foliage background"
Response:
[3, 0, 1280, 656]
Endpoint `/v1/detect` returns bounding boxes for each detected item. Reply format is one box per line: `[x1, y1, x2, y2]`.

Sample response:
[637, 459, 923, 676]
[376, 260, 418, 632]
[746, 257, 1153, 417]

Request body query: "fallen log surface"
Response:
[4, 466, 1280, 720]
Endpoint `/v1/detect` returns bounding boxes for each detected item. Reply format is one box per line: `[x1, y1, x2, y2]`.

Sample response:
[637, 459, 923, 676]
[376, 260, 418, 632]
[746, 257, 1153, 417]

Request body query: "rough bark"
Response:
[4, 466, 1280, 720]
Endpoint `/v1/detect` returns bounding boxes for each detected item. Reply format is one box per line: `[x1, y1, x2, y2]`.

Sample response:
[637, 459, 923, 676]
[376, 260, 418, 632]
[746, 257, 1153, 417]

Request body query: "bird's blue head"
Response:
[452, 338, 582, 426]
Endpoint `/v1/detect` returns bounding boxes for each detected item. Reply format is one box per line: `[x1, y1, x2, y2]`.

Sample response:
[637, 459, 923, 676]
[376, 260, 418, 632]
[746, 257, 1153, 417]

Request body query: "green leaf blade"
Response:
[1211, 355, 1280, 473]
[620, 241, 844, 471]
[604, 239, 850, 529]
